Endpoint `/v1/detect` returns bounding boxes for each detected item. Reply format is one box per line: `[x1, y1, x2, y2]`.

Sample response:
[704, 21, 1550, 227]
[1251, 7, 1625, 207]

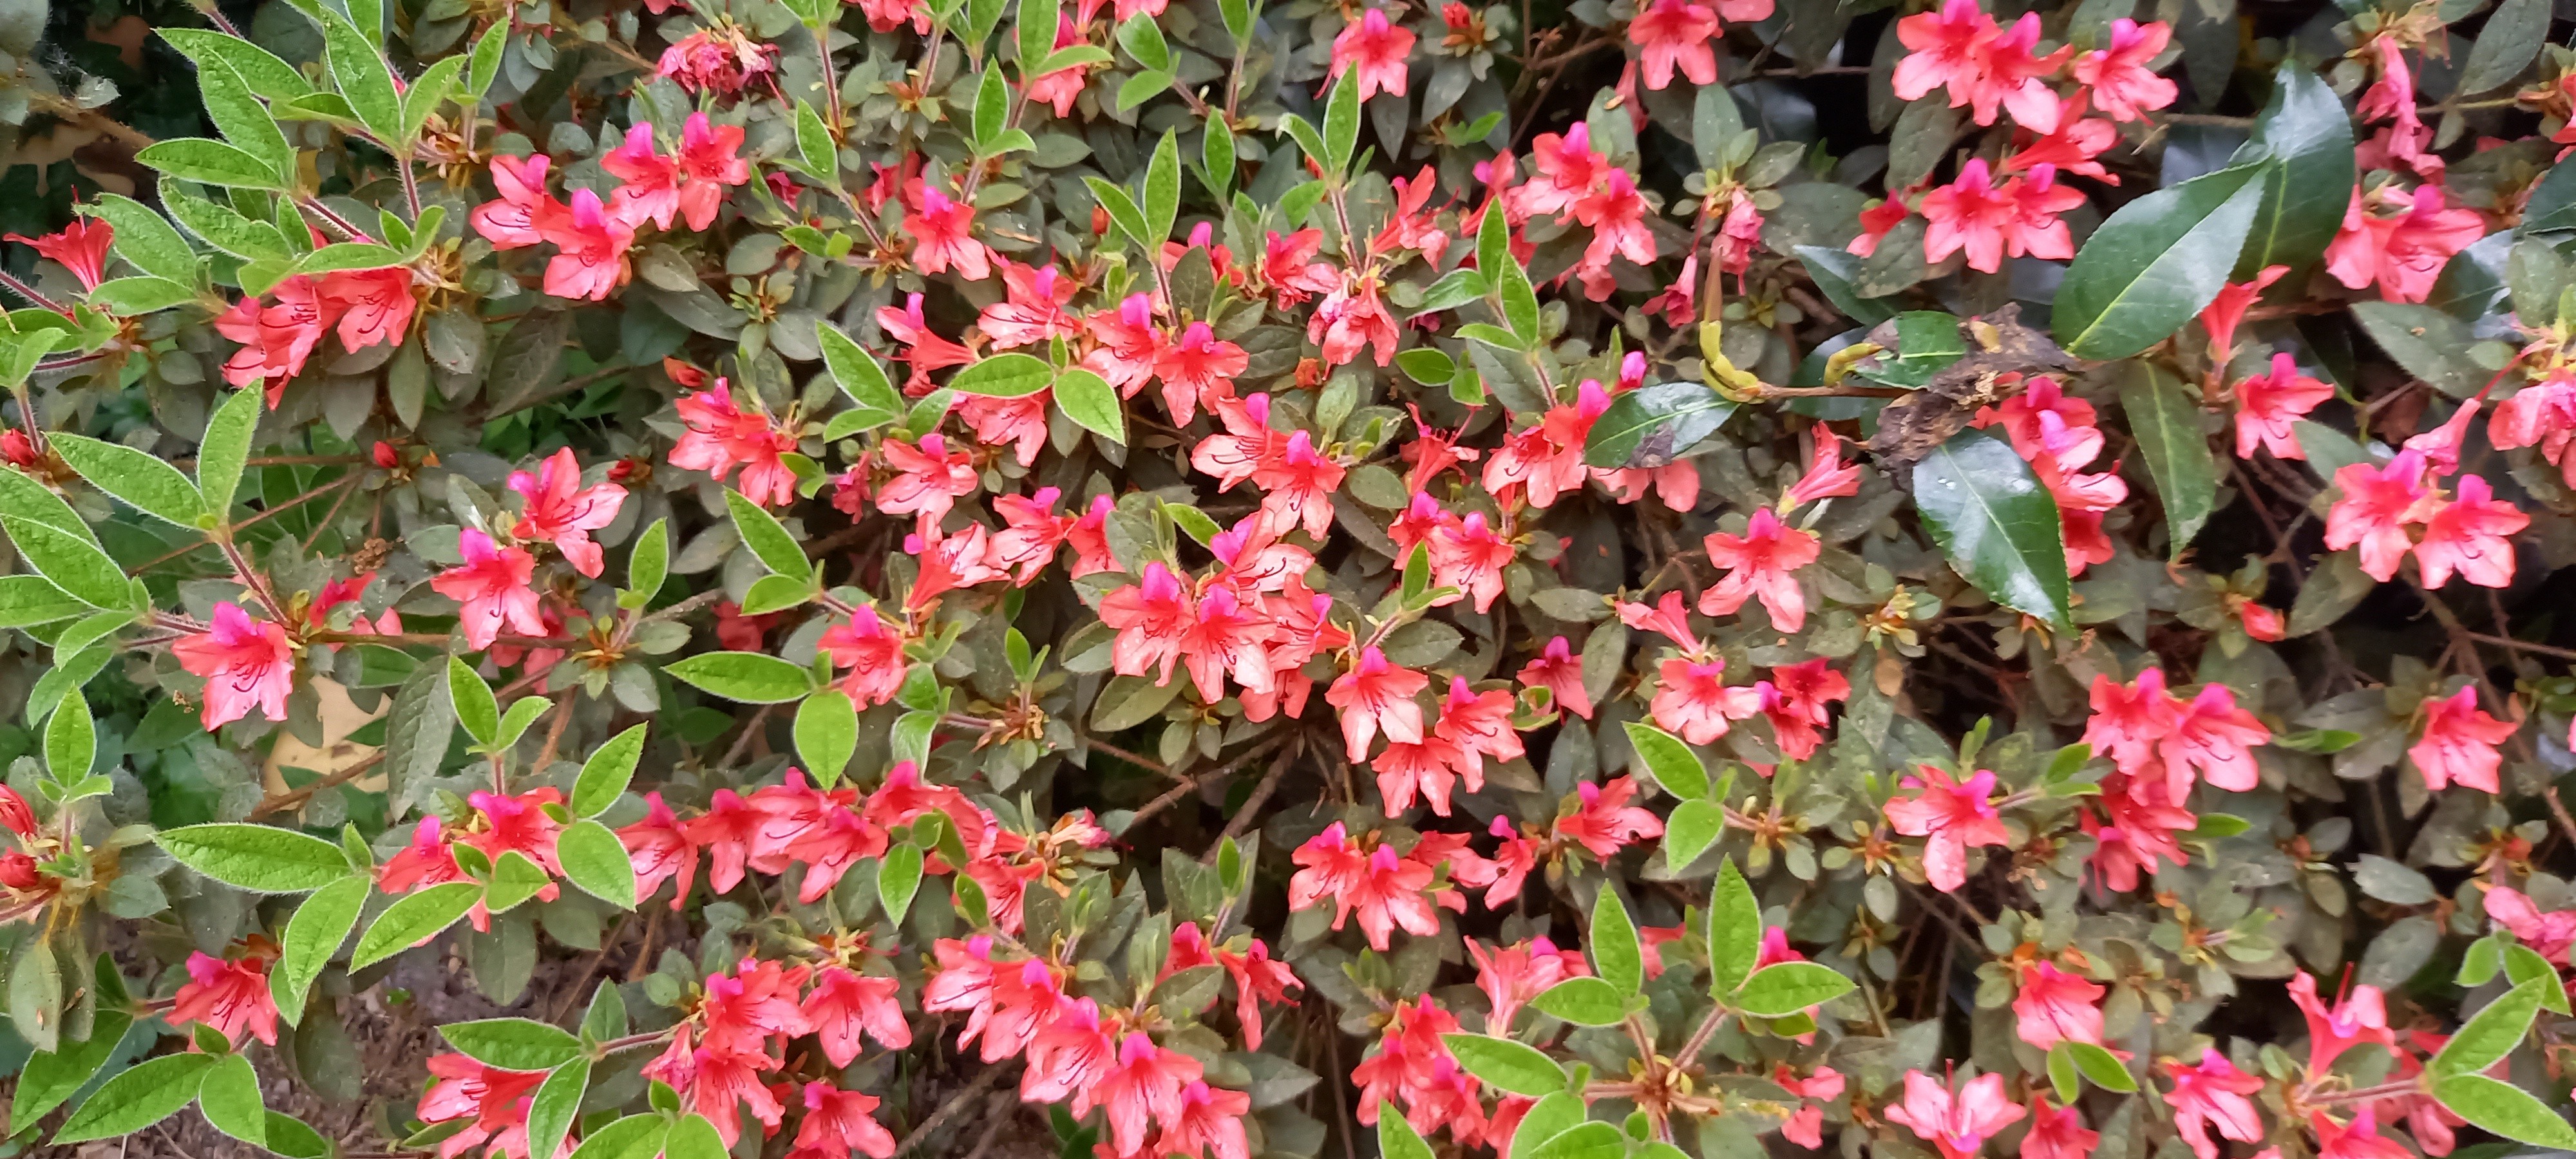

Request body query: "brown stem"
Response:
[894, 1064, 1018, 1155]
[247, 751, 388, 820]
[27, 92, 157, 152]
[1204, 735, 1300, 862]
[1124, 733, 1295, 829]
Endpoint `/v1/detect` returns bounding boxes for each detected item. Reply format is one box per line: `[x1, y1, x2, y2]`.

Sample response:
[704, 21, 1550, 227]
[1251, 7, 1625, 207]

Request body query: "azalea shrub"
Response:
[16, 0, 2576, 1154]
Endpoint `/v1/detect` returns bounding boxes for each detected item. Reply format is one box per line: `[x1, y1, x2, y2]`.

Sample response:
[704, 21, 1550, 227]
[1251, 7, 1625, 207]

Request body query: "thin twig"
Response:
[248, 751, 388, 820]
[720, 704, 777, 766]
[1204, 737, 1300, 862]
[894, 1064, 1018, 1155]
[1125, 733, 1296, 830]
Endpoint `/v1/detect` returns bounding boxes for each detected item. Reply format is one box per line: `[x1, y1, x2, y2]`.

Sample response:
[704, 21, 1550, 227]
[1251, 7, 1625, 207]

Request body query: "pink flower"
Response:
[2022, 1100, 2099, 1159]
[2488, 887, 2576, 961]
[2233, 353, 2333, 460]
[1351, 997, 1486, 1144]
[820, 606, 909, 708]
[2414, 475, 2527, 589]
[469, 153, 554, 250]
[172, 950, 279, 1046]
[1555, 776, 1665, 860]
[2324, 449, 2432, 582]
[2410, 686, 2515, 793]
[1518, 636, 1594, 720]
[1700, 507, 1822, 631]
[674, 113, 751, 231]
[2289, 970, 2394, 1078]
[1883, 766, 2010, 892]
[1629, 0, 1721, 88]
[1759, 658, 1850, 761]
[317, 266, 416, 351]
[2491, 370, 2576, 486]
[1309, 277, 1401, 367]
[1884, 1071, 2027, 1159]
[2315, 1109, 2414, 1159]
[172, 601, 296, 728]
[2083, 667, 2177, 779]
[806, 965, 911, 1066]
[1922, 160, 2022, 274]
[417, 1054, 549, 1159]
[1786, 424, 1863, 506]
[656, 23, 777, 95]
[2325, 183, 2486, 304]
[669, 382, 800, 507]
[507, 448, 626, 578]
[619, 793, 698, 910]
[1650, 657, 1761, 745]
[1467, 937, 1587, 1035]
[2084, 793, 2194, 892]
[2164, 1049, 2267, 1159]
[2069, 20, 2175, 121]
[795, 1083, 897, 1159]
[8, 218, 111, 291]
[2013, 961, 2104, 1050]
[1331, 8, 1416, 100]
[601, 122, 683, 230]
[2161, 683, 2271, 796]
[535, 187, 634, 301]
[2199, 265, 2288, 366]
[431, 530, 545, 651]
[1327, 647, 1430, 759]
[216, 276, 331, 404]
[1892, 0, 1994, 107]
[904, 184, 993, 281]
[1965, 13, 2070, 130]
[1159, 1082, 1253, 1159]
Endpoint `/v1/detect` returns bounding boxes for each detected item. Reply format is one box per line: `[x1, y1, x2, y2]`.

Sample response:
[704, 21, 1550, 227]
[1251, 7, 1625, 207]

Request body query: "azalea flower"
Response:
[2013, 961, 2105, 1050]
[1157, 1081, 1253, 1159]
[1884, 1071, 2027, 1159]
[433, 531, 547, 652]
[318, 266, 416, 351]
[1331, 8, 1416, 100]
[2022, 1099, 2099, 1159]
[216, 276, 332, 404]
[417, 1054, 551, 1159]
[1467, 937, 1587, 1034]
[2233, 353, 2334, 460]
[535, 187, 635, 301]
[2085, 792, 2195, 892]
[2314, 1109, 2414, 1159]
[1517, 635, 1595, 719]
[7, 218, 111, 292]
[1920, 160, 2024, 274]
[1884, 765, 2010, 892]
[2200, 265, 2289, 368]
[1759, 658, 1850, 761]
[2289, 970, 2394, 1077]
[1700, 507, 1822, 631]
[669, 381, 800, 507]
[2324, 450, 2432, 583]
[1629, 0, 1721, 88]
[172, 948, 280, 1046]
[793, 1083, 898, 1159]
[2159, 683, 2271, 797]
[2324, 183, 2486, 304]
[1786, 424, 1864, 506]
[2070, 19, 2176, 121]
[2410, 686, 2515, 793]
[2164, 1049, 2267, 1159]
[1555, 776, 1665, 859]
[2083, 668, 2177, 779]
[507, 448, 626, 578]
[673, 113, 752, 231]
[172, 601, 296, 728]
[656, 21, 777, 95]
[1291, 824, 1442, 949]
[1327, 647, 1430, 759]
[904, 183, 994, 280]
[1352, 996, 1486, 1144]
[1650, 657, 1762, 745]
[2491, 370, 2576, 485]
[2414, 475, 2527, 589]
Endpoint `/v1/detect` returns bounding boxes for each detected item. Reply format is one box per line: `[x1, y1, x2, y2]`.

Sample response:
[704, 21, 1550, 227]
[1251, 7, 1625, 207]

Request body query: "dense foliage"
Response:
[9, 0, 2576, 1156]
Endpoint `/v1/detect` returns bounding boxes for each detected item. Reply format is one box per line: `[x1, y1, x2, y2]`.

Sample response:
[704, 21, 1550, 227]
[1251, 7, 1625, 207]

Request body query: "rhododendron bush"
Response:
[15, 0, 2576, 1153]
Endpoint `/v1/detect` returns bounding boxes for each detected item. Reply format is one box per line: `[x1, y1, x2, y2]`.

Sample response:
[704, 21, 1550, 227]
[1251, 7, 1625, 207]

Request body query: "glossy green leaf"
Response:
[795, 690, 859, 787]
[1621, 721, 1709, 798]
[1054, 366, 1126, 444]
[1529, 976, 1628, 1026]
[2230, 63, 2355, 278]
[1709, 859, 1761, 997]
[816, 323, 902, 431]
[1911, 430, 2070, 630]
[348, 881, 483, 970]
[947, 352, 1054, 397]
[1583, 382, 1734, 469]
[558, 820, 638, 909]
[724, 488, 813, 583]
[524, 1059, 589, 1159]
[2054, 162, 2265, 359]
[880, 842, 925, 927]
[448, 656, 500, 745]
[572, 722, 648, 817]
[665, 652, 817, 703]
[2117, 362, 2218, 556]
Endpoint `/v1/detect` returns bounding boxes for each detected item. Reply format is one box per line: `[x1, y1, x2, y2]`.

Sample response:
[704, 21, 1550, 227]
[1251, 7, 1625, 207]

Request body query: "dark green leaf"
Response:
[2116, 362, 2218, 556]
[2055, 162, 2265, 359]
[2230, 64, 2355, 277]
[1911, 430, 2070, 629]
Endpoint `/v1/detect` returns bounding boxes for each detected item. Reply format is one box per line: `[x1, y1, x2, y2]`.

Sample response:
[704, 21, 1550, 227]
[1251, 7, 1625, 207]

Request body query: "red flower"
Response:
[1331, 8, 1417, 100]
[820, 606, 909, 707]
[2325, 449, 2434, 582]
[1290, 824, 1441, 949]
[2012, 961, 2104, 1050]
[1467, 936, 1587, 1034]
[1886, 1071, 2025, 1159]
[2410, 686, 2515, 793]
[1700, 507, 1822, 631]
[2289, 970, 2394, 1078]
[656, 23, 779, 95]
[2415, 474, 2527, 589]
[2233, 352, 2333, 460]
[669, 381, 799, 507]
[1555, 776, 1665, 860]
[2164, 1049, 2266, 1159]
[172, 601, 296, 728]
[674, 113, 751, 231]
[1757, 658, 1850, 761]
[2069, 19, 2175, 121]
[807, 965, 911, 1065]
[7, 218, 111, 291]
[2325, 183, 2485, 304]
[507, 448, 626, 578]
[216, 275, 331, 404]
[172, 948, 279, 1046]
[1883, 765, 2009, 892]
[432, 530, 545, 652]
[1327, 646, 1430, 759]
[620, 792, 699, 909]
[1629, 0, 1721, 89]
[2083, 666, 2177, 778]
[1650, 657, 1761, 745]
[2160, 683, 2270, 796]
[902, 182, 994, 280]
[417, 1054, 550, 1159]
[1086, 1034, 1204, 1157]
[791, 1082, 897, 1159]
[1517, 635, 1594, 720]
[601, 122, 684, 230]
[1157, 1081, 1253, 1159]
[2021, 1099, 2099, 1159]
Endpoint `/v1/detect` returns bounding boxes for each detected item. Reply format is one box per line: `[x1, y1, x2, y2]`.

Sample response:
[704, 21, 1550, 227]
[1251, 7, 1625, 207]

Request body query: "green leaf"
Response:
[1439, 1034, 1570, 1097]
[484, 851, 553, 914]
[348, 881, 483, 970]
[1016, 0, 1059, 79]
[1912, 430, 2070, 629]
[198, 1053, 267, 1146]
[51, 1053, 215, 1144]
[1662, 799, 1725, 870]
[816, 323, 902, 431]
[1794, 245, 1899, 326]
[1322, 70, 1359, 174]
[1146, 133, 1182, 247]
[441, 1018, 582, 1071]
[573, 722, 647, 817]
[2046, 1042, 2081, 1106]
[1709, 859, 1761, 996]
[447, 656, 499, 746]
[2434, 1074, 2576, 1148]
[2067, 1041, 2137, 1092]
[525, 1059, 589, 1159]
[1380, 1105, 1437, 1159]
[1495, 257, 1541, 343]
[198, 386, 262, 524]
[665, 652, 817, 704]
[87, 276, 199, 314]
[157, 824, 354, 892]
[558, 820, 638, 909]
[402, 55, 467, 146]
[1477, 196, 1510, 279]
[156, 29, 314, 102]
[50, 433, 206, 528]
[44, 689, 92, 780]
[6, 516, 138, 609]
[1510, 1095, 1587, 1159]
[1523, 1122, 1629, 1159]
[2434, 978, 2545, 1077]
[317, 6, 402, 141]
[2230, 64, 2354, 277]
[272, 876, 366, 1024]
[880, 842, 925, 927]
[947, 352, 1054, 397]
[2054, 162, 2266, 359]
[2459, 0, 2549, 93]
[1733, 961, 1855, 1017]
[724, 489, 813, 583]
[296, 242, 406, 275]
[84, 193, 196, 284]
[795, 690, 859, 787]
[164, 189, 290, 263]
[1591, 889, 1643, 997]
[1118, 12, 1173, 70]
[1084, 176, 1153, 251]
[0, 575, 84, 627]
[0, 458, 90, 542]
[1582, 382, 1733, 469]
[626, 518, 668, 605]
[663, 1114, 727, 1159]
[194, 55, 294, 176]
[569, 1114, 668, 1159]
[136, 139, 286, 190]
[794, 100, 836, 178]
[2116, 362, 2218, 556]
[13, 1011, 133, 1127]
[2505, 943, 2571, 1014]
[1621, 721, 1707, 798]
[466, 19, 509, 105]
[1202, 115, 1236, 197]
[1529, 976, 1628, 1027]
[2349, 301, 2489, 398]
[1054, 367, 1126, 444]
